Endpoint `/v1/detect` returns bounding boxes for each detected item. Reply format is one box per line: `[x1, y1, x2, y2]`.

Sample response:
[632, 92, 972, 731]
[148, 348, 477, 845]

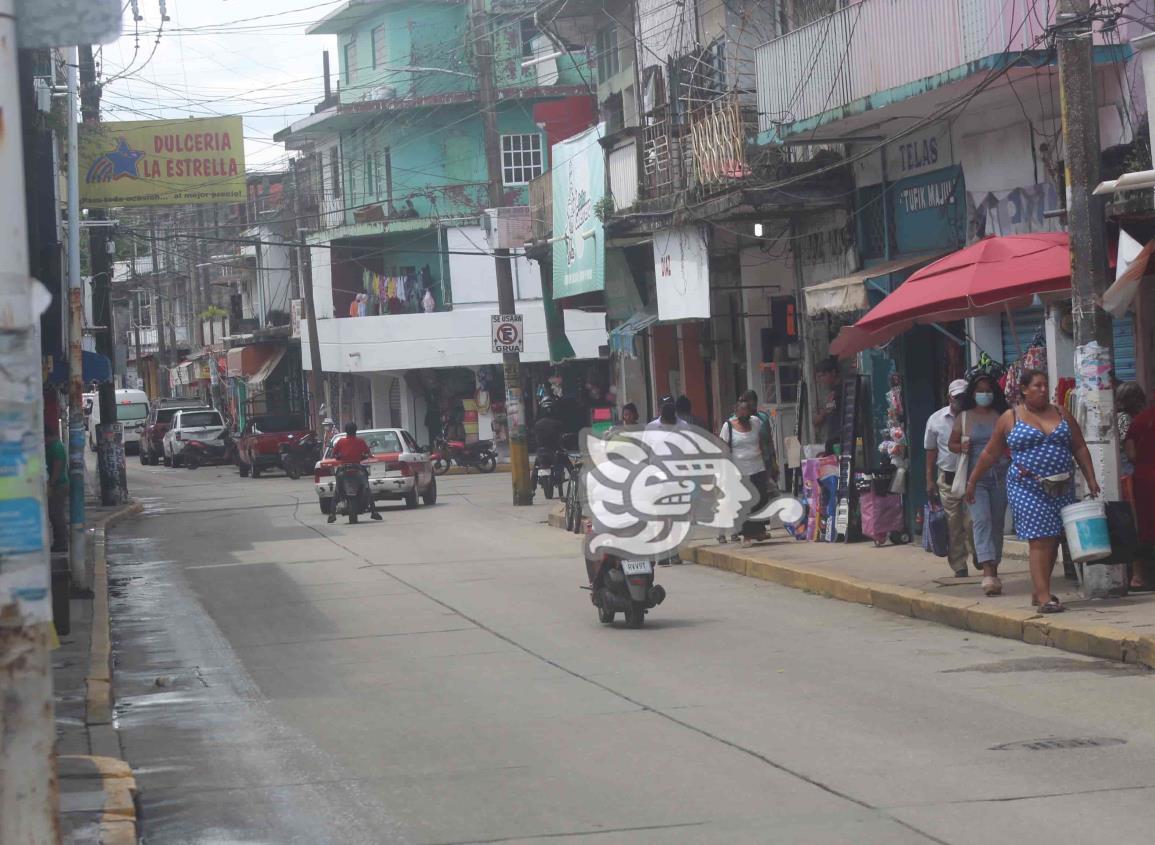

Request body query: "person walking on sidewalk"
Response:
[965, 369, 1100, 613]
[740, 389, 781, 498]
[720, 398, 770, 546]
[950, 374, 1010, 596]
[45, 424, 69, 552]
[923, 379, 973, 578]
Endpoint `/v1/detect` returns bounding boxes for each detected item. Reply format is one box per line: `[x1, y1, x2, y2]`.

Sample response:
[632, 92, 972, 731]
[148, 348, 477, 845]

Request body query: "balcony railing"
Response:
[756, 0, 1055, 138]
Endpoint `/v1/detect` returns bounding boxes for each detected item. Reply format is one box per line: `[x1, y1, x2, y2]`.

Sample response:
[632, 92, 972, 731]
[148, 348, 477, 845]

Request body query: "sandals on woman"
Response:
[981, 576, 1002, 597]
[1034, 595, 1065, 614]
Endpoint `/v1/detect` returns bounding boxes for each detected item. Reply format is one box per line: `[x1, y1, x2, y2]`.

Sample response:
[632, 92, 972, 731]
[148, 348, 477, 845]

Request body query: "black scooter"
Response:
[333, 463, 370, 524]
[586, 548, 668, 629]
[183, 432, 236, 470]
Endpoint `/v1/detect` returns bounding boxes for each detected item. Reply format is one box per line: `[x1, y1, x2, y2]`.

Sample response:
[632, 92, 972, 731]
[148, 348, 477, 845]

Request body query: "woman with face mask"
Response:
[949, 374, 1010, 595]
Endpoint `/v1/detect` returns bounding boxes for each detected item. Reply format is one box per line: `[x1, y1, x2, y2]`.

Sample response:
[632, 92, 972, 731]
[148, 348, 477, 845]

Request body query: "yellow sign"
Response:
[79, 116, 246, 207]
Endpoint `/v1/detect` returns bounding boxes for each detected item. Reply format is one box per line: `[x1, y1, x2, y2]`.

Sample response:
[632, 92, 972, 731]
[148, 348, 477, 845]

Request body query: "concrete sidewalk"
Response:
[684, 532, 1155, 668]
[55, 499, 142, 844]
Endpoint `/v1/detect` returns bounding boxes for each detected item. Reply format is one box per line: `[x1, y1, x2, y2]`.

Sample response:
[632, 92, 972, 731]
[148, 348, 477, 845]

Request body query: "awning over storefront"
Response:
[227, 343, 279, 379]
[831, 234, 1072, 357]
[246, 346, 286, 393]
[609, 311, 659, 359]
[804, 253, 947, 317]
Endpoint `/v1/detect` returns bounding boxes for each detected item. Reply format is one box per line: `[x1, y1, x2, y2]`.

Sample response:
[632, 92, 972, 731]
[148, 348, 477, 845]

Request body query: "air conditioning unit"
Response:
[482, 206, 533, 249]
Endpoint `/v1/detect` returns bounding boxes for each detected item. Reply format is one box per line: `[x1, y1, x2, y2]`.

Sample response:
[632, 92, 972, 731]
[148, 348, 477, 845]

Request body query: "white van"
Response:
[88, 388, 150, 453]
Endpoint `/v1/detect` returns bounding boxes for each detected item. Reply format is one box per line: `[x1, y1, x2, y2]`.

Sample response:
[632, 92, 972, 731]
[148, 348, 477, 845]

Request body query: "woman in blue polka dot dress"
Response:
[966, 369, 1100, 613]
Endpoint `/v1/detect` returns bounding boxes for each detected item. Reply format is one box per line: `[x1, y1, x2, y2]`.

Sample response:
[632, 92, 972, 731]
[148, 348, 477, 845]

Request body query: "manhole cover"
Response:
[990, 737, 1126, 751]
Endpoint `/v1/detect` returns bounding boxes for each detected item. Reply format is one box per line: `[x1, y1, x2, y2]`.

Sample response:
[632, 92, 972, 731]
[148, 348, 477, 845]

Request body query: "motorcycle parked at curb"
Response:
[279, 432, 322, 480]
[183, 433, 237, 470]
[431, 437, 497, 475]
[332, 463, 370, 524]
[584, 522, 668, 629]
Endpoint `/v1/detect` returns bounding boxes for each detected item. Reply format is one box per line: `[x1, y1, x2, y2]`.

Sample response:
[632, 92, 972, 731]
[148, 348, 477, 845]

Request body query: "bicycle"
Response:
[564, 455, 584, 534]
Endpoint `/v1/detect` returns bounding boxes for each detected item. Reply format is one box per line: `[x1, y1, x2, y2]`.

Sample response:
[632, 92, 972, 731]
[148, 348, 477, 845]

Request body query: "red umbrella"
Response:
[830, 233, 1073, 357]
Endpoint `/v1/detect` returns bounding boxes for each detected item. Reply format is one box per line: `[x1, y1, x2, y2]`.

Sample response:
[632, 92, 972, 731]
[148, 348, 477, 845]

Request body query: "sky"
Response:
[98, 0, 342, 171]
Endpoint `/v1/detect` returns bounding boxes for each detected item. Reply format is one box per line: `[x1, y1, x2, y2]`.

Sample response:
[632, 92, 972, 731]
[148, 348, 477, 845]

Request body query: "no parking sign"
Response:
[491, 314, 524, 353]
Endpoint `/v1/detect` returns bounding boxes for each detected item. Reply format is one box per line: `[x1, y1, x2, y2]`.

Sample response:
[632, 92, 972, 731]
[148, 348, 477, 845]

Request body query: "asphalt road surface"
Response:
[110, 461, 1155, 845]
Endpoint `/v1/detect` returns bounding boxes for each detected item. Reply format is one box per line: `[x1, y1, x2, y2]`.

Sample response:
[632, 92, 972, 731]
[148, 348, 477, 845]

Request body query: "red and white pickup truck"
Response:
[236, 414, 311, 478]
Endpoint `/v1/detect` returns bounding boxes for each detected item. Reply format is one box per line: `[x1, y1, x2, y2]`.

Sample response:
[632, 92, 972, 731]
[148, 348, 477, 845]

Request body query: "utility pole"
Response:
[153, 214, 170, 396]
[299, 232, 326, 433]
[0, 4, 58, 839]
[66, 46, 89, 588]
[1055, 0, 1121, 500]
[80, 43, 124, 506]
[472, 0, 532, 505]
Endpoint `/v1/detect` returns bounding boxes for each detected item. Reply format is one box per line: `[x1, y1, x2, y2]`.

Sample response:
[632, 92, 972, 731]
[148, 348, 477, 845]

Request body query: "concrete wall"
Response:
[309, 245, 334, 319]
[302, 304, 607, 374]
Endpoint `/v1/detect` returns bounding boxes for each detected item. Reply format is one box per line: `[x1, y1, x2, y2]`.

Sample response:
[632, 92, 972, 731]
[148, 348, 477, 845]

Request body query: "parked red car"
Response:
[139, 399, 209, 466]
[236, 414, 311, 478]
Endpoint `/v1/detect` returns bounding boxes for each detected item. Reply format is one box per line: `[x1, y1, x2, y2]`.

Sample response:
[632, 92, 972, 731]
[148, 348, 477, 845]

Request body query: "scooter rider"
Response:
[327, 422, 383, 523]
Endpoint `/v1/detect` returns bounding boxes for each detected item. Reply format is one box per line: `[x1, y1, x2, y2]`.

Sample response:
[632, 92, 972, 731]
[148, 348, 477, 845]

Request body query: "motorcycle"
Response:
[431, 437, 497, 475]
[585, 527, 668, 629]
[279, 432, 321, 480]
[183, 433, 236, 470]
[533, 447, 573, 500]
[333, 462, 370, 524]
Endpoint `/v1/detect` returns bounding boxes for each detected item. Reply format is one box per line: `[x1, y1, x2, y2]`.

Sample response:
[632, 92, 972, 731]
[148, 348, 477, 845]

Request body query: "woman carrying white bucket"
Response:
[965, 369, 1101, 613]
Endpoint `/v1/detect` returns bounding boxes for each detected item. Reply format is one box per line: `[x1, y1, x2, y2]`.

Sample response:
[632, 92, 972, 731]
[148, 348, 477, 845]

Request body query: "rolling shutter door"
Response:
[1113, 315, 1137, 382]
[1000, 305, 1045, 365]
[1000, 306, 1135, 381]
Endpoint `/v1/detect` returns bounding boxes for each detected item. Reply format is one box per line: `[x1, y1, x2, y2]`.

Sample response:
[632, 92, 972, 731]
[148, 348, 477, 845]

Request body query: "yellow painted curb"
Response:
[60, 755, 138, 844]
[691, 542, 1153, 670]
[87, 501, 142, 729]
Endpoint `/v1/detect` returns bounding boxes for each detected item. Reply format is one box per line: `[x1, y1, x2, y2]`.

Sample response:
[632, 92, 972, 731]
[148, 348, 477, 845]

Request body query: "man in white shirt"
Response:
[924, 379, 974, 577]
[646, 396, 689, 431]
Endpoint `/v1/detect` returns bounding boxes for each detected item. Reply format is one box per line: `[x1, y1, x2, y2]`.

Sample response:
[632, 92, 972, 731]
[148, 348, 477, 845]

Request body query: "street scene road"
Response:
[110, 462, 1155, 845]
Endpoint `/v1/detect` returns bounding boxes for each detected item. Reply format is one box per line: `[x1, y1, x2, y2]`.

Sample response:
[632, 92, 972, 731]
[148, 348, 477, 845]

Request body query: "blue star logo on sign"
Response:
[86, 138, 146, 183]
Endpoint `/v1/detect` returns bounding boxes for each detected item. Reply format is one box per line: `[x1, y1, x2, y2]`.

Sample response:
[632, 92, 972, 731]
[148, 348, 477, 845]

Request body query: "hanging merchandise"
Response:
[965, 351, 1007, 384]
[1002, 335, 1047, 405]
[422, 288, 436, 313]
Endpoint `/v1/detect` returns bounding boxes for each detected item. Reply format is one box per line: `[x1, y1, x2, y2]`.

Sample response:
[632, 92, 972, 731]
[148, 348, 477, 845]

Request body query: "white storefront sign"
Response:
[491, 314, 525, 353]
[654, 226, 710, 321]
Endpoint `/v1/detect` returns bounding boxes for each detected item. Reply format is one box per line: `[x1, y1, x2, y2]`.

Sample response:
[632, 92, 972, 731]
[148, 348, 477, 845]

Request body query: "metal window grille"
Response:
[501, 134, 544, 186]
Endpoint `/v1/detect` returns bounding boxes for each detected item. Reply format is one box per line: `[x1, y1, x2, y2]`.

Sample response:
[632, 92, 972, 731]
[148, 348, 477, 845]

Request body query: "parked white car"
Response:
[313, 428, 436, 514]
[162, 408, 227, 467]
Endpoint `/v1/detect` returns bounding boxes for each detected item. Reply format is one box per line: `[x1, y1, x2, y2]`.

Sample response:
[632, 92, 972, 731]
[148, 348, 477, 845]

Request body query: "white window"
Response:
[132, 291, 152, 327]
[372, 26, 386, 69]
[500, 133, 544, 186]
[344, 40, 357, 83]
